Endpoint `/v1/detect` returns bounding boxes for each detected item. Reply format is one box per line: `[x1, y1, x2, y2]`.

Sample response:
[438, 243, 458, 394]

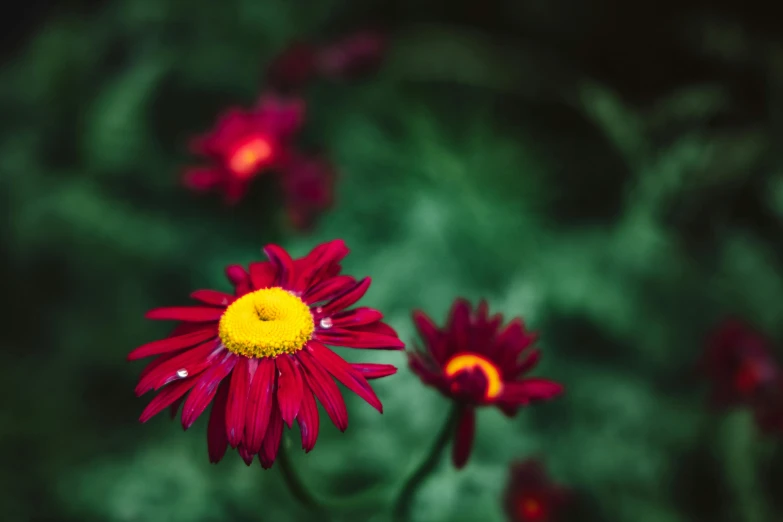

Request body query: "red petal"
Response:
[128, 329, 217, 361]
[315, 327, 404, 350]
[139, 377, 198, 423]
[501, 379, 564, 403]
[263, 244, 295, 288]
[224, 179, 250, 205]
[181, 352, 238, 429]
[357, 321, 401, 338]
[293, 239, 349, 291]
[226, 357, 254, 447]
[412, 310, 445, 362]
[452, 407, 475, 469]
[207, 381, 230, 463]
[296, 350, 348, 431]
[225, 265, 251, 296]
[244, 358, 276, 454]
[350, 363, 398, 380]
[321, 278, 371, 315]
[331, 307, 383, 328]
[515, 349, 541, 376]
[249, 261, 276, 289]
[447, 299, 472, 354]
[237, 443, 255, 466]
[145, 306, 224, 323]
[190, 289, 235, 307]
[169, 395, 186, 419]
[276, 355, 304, 428]
[135, 341, 222, 395]
[304, 275, 357, 304]
[296, 387, 320, 452]
[259, 404, 284, 469]
[183, 168, 223, 191]
[307, 341, 383, 413]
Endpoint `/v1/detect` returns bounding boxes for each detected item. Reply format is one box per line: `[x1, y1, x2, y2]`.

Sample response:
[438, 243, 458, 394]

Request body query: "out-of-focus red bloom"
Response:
[183, 95, 305, 204]
[315, 29, 387, 79]
[280, 153, 336, 231]
[128, 239, 403, 468]
[409, 300, 563, 468]
[266, 42, 318, 92]
[503, 459, 570, 522]
[702, 319, 780, 408]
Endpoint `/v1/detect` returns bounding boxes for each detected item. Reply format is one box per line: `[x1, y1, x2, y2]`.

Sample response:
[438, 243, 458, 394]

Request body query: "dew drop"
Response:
[319, 317, 333, 329]
[176, 369, 189, 378]
[315, 307, 323, 314]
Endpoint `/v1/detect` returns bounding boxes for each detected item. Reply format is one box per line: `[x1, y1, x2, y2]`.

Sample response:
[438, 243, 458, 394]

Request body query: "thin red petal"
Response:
[315, 327, 404, 350]
[145, 306, 224, 323]
[139, 377, 198, 423]
[181, 352, 238, 429]
[296, 387, 320, 452]
[249, 261, 276, 289]
[355, 321, 401, 338]
[515, 349, 541, 376]
[307, 341, 383, 413]
[452, 407, 475, 469]
[207, 380, 230, 463]
[237, 443, 255, 466]
[321, 278, 371, 315]
[128, 329, 217, 361]
[331, 307, 384, 328]
[135, 341, 222, 395]
[259, 404, 284, 469]
[244, 358, 276, 454]
[304, 275, 356, 304]
[412, 310, 444, 362]
[502, 379, 564, 403]
[226, 357, 254, 447]
[276, 355, 304, 428]
[183, 168, 223, 191]
[226, 265, 251, 296]
[350, 363, 398, 380]
[190, 289, 235, 307]
[448, 299, 472, 354]
[263, 244, 295, 288]
[293, 239, 349, 291]
[296, 350, 348, 431]
[169, 395, 186, 419]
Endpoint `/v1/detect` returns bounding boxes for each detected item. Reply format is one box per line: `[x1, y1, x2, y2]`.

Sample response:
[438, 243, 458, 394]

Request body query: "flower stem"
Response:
[277, 438, 330, 518]
[392, 403, 462, 521]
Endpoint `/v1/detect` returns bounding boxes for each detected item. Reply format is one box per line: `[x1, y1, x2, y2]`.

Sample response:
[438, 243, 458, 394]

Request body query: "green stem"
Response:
[277, 439, 330, 518]
[392, 404, 462, 521]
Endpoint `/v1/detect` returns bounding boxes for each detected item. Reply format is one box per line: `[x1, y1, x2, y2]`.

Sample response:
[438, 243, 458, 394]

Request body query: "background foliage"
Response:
[2, 0, 783, 521]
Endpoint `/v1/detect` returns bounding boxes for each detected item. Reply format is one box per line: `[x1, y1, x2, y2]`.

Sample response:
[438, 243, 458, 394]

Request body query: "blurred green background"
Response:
[2, 0, 783, 521]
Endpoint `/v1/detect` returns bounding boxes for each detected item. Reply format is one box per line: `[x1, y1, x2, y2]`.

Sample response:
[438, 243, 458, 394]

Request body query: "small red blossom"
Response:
[409, 300, 563, 468]
[315, 29, 387, 79]
[702, 319, 780, 408]
[129, 239, 403, 468]
[280, 153, 336, 231]
[266, 42, 318, 92]
[183, 95, 305, 204]
[504, 459, 570, 522]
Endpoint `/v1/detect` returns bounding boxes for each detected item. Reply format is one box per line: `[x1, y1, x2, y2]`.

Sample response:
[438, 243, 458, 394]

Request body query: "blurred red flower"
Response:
[128, 240, 403, 467]
[503, 459, 570, 522]
[409, 300, 563, 468]
[183, 95, 305, 204]
[315, 29, 387, 79]
[266, 42, 317, 92]
[280, 153, 336, 231]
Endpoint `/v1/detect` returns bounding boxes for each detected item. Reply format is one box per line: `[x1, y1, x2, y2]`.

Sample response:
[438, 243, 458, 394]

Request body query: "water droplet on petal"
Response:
[315, 307, 323, 314]
[176, 369, 189, 378]
[319, 317, 333, 329]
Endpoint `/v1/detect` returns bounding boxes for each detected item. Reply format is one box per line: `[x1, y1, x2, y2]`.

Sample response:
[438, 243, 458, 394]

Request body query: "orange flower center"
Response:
[228, 136, 273, 178]
[444, 353, 503, 399]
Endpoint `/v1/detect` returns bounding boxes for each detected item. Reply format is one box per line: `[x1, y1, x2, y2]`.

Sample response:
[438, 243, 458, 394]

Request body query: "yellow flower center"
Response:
[218, 287, 314, 358]
[228, 136, 273, 178]
[444, 353, 503, 399]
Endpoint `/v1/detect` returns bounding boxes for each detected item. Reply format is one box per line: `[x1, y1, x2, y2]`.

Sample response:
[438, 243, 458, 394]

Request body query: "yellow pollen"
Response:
[228, 136, 272, 177]
[444, 353, 503, 399]
[218, 287, 314, 358]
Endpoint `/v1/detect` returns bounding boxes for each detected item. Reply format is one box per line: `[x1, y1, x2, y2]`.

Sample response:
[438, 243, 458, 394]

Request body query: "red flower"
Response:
[503, 459, 570, 522]
[129, 240, 403, 468]
[183, 95, 305, 204]
[409, 300, 563, 468]
[266, 42, 317, 92]
[280, 153, 336, 231]
[315, 29, 387, 79]
[702, 319, 779, 408]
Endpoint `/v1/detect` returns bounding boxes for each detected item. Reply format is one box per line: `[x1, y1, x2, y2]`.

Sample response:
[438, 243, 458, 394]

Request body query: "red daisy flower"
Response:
[280, 153, 336, 231]
[702, 318, 780, 408]
[409, 299, 563, 468]
[503, 459, 570, 522]
[129, 239, 403, 468]
[315, 29, 387, 80]
[183, 94, 305, 204]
